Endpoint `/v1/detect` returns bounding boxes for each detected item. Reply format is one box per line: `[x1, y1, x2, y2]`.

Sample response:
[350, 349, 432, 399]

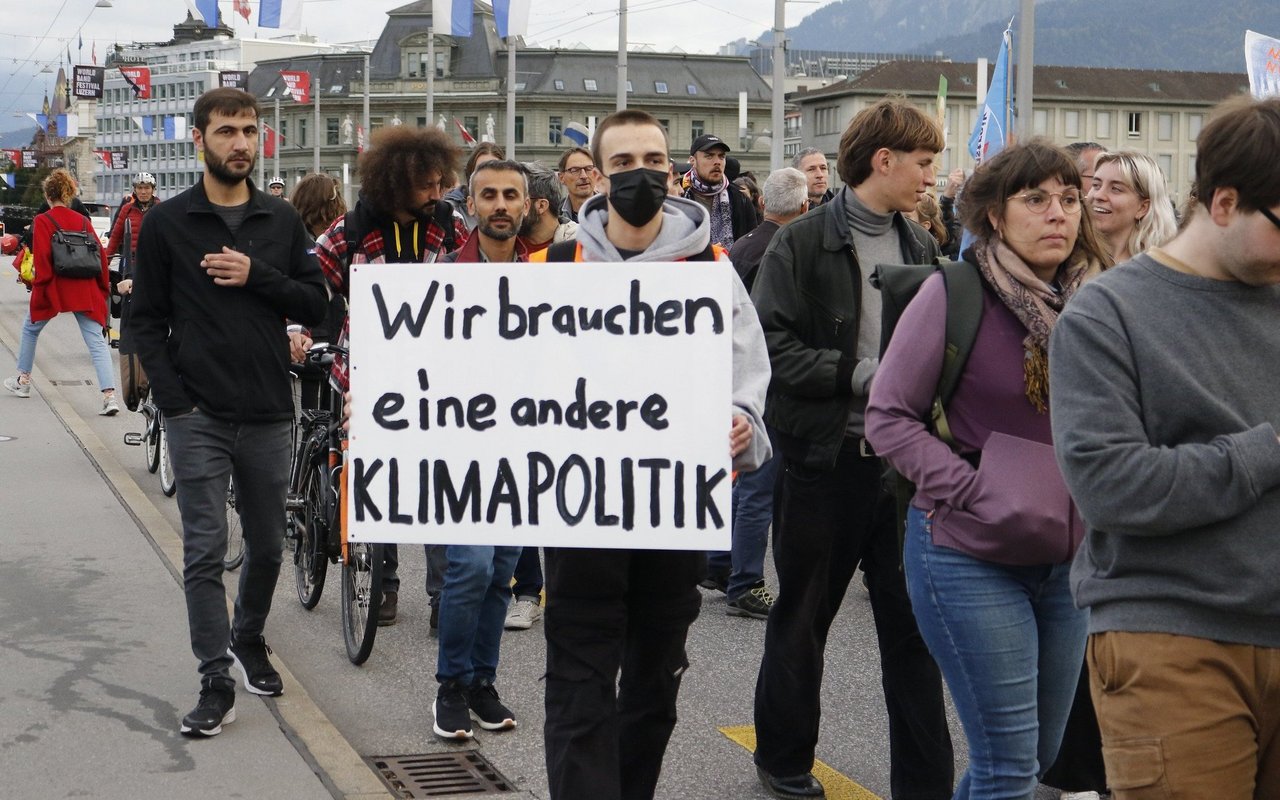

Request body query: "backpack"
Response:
[870, 258, 983, 550]
[47, 215, 103, 279]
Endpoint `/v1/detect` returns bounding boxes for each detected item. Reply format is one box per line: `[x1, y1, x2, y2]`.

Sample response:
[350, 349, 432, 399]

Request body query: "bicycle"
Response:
[286, 343, 383, 664]
[125, 398, 175, 496]
[222, 477, 243, 570]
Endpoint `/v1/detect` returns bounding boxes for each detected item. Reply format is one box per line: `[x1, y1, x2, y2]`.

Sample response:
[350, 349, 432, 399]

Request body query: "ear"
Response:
[1207, 187, 1238, 227]
[1136, 197, 1151, 222]
[872, 147, 894, 175]
[466, 194, 476, 216]
[987, 208, 1001, 235]
[192, 127, 204, 152]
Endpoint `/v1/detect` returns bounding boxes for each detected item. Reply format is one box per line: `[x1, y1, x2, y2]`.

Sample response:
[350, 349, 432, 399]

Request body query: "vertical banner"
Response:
[118, 65, 152, 99]
[968, 21, 1013, 165]
[280, 70, 312, 104]
[22, 149, 36, 167]
[259, 0, 304, 29]
[1245, 30, 1280, 99]
[432, 0, 473, 37]
[493, 0, 530, 38]
[346, 262, 735, 550]
[219, 70, 250, 89]
[110, 152, 129, 170]
[73, 65, 105, 99]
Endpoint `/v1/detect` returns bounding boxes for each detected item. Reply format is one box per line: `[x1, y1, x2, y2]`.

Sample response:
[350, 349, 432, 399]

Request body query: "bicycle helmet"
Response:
[133, 172, 156, 187]
[268, 176, 286, 189]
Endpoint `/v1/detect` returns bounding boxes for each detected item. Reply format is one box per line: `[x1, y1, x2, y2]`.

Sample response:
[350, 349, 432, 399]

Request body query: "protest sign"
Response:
[1246, 29, 1280, 98]
[346, 262, 735, 551]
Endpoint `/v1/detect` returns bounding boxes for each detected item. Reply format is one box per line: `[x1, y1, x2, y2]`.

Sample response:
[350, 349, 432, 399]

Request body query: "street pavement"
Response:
[1, 271, 1066, 799]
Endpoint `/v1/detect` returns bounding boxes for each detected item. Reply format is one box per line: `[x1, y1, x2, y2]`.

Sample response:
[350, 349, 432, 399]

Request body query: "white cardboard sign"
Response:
[346, 261, 734, 550]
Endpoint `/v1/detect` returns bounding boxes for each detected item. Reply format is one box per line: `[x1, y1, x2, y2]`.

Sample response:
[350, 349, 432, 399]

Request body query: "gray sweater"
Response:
[1049, 253, 1280, 648]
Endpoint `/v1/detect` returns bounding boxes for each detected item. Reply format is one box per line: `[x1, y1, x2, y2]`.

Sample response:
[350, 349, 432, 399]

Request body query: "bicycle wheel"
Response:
[143, 407, 161, 474]
[158, 416, 177, 497]
[293, 456, 328, 609]
[341, 541, 383, 665]
[222, 476, 244, 571]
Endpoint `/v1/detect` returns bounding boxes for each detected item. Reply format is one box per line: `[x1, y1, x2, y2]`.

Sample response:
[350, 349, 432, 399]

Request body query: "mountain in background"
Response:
[0, 126, 37, 149]
[764, 0, 1280, 73]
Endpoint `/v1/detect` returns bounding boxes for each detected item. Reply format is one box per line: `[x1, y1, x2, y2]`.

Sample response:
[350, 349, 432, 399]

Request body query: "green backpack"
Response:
[870, 259, 984, 555]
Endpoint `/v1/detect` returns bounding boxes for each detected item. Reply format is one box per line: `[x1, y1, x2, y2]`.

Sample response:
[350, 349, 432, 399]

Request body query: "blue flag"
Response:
[968, 21, 1014, 166]
[432, 0, 473, 37]
[194, 0, 219, 28]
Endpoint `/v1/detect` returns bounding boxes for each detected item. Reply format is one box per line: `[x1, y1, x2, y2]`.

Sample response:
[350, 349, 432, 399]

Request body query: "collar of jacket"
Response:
[451, 227, 530, 263]
[820, 186, 927, 263]
[185, 177, 273, 218]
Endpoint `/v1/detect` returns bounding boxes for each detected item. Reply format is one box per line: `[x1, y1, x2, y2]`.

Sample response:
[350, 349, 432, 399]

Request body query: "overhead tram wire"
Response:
[0, 0, 96, 118]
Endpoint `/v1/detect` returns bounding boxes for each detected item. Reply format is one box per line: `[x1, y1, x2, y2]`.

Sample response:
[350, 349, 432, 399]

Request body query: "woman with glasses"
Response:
[866, 142, 1110, 799]
[1086, 151, 1176, 264]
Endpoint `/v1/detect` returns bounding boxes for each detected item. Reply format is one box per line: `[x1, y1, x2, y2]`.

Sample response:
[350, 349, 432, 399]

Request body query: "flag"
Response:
[131, 116, 154, 135]
[78, 34, 83, 58]
[164, 116, 188, 140]
[192, 0, 219, 27]
[3, 174, 14, 189]
[1245, 30, 1280, 99]
[94, 149, 111, 165]
[263, 123, 282, 158]
[968, 21, 1013, 166]
[563, 121, 590, 147]
[494, 0, 530, 38]
[119, 65, 152, 99]
[260, 0, 304, 29]
[92, 41, 97, 66]
[234, 0, 250, 22]
[454, 118, 477, 146]
[935, 75, 948, 144]
[56, 115, 79, 137]
[432, 0, 472, 37]
[356, 124, 366, 153]
[280, 70, 311, 103]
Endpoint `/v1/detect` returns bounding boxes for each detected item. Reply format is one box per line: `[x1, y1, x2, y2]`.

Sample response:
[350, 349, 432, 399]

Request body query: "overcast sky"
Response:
[0, 0, 836, 127]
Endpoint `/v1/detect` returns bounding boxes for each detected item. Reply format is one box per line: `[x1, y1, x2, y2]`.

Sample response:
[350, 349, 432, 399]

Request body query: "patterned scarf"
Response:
[973, 237, 1102, 412]
[683, 169, 735, 247]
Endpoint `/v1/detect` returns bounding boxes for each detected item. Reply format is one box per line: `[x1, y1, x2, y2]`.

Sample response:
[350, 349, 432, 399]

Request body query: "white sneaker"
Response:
[100, 394, 120, 416]
[504, 597, 543, 630]
[4, 375, 31, 398]
[1061, 792, 1104, 800]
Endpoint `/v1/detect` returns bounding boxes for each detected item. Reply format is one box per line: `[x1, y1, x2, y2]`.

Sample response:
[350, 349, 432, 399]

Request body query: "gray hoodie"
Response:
[575, 194, 773, 472]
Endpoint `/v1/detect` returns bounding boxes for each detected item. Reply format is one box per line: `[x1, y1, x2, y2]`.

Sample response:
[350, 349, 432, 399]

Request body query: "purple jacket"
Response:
[865, 271, 1083, 565]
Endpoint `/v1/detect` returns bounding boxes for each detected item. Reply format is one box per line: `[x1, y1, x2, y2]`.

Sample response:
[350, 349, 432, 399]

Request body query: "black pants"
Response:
[753, 444, 954, 799]
[543, 547, 704, 800]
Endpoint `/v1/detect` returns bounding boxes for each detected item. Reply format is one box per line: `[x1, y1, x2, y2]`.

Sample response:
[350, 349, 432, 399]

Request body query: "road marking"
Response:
[719, 725, 883, 800]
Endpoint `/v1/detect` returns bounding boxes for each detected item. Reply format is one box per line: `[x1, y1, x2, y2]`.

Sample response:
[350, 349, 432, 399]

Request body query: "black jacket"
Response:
[131, 178, 329, 421]
[751, 188, 940, 470]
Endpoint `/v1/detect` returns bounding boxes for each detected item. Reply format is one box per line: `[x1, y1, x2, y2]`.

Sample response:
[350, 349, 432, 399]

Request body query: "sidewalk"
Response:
[0, 316, 390, 798]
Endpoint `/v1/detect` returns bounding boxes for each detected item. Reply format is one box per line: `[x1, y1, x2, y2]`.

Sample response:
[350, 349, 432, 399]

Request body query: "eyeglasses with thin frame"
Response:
[1260, 206, 1280, 233]
[562, 165, 594, 176]
[1010, 189, 1083, 215]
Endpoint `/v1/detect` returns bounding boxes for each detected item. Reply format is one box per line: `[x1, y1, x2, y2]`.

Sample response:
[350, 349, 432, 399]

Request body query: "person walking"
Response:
[4, 168, 118, 415]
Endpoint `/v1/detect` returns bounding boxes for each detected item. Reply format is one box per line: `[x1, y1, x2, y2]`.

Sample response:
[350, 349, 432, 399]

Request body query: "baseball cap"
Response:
[690, 134, 730, 156]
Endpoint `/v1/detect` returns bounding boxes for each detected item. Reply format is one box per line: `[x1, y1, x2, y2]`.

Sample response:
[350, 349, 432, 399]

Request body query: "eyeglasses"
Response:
[1261, 206, 1280, 233]
[562, 166, 594, 176]
[1010, 189, 1083, 215]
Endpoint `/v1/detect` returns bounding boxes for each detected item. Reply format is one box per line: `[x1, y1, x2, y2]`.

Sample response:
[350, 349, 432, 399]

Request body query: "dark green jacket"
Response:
[751, 187, 939, 470]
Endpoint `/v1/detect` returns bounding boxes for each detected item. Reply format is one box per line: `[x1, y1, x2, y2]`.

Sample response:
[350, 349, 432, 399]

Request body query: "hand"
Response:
[730, 414, 753, 458]
[342, 391, 352, 433]
[288, 331, 312, 362]
[202, 246, 251, 287]
[944, 168, 965, 199]
[117, 278, 133, 295]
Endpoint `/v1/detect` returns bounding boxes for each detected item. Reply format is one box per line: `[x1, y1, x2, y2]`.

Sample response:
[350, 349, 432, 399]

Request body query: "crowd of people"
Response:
[5, 85, 1279, 800]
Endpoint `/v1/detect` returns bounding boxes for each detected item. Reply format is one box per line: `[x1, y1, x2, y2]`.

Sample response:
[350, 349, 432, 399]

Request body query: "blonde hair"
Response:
[43, 168, 78, 204]
[1092, 151, 1177, 254]
[915, 193, 948, 247]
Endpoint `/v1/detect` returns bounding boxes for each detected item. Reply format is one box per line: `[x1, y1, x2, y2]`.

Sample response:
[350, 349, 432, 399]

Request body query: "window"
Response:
[326, 117, 339, 145]
[626, 80, 633, 93]
[1188, 113, 1203, 140]
[584, 78, 598, 92]
[686, 84, 697, 95]
[1096, 111, 1111, 139]
[1032, 109, 1049, 135]
[416, 116, 427, 127]
[514, 82, 526, 91]
[299, 117, 308, 146]
[549, 115, 563, 145]
[654, 81, 668, 94]
[1157, 112, 1173, 141]
[1064, 110, 1080, 138]
[1127, 111, 1142, 138]
[691, 119, 705, 141]
[464, 116, 479, 140]
[514, 115, 524, 144]
[281, 119, 288, 145]
[657, 118, 669, 132]
[554, 79, 565, 91]
[815, 105, 840, 136]
[1157, 153, 1172, 178]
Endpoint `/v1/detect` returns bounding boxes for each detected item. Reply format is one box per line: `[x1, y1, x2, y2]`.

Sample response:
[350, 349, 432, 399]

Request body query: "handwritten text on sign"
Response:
[346, 262, 734, 550]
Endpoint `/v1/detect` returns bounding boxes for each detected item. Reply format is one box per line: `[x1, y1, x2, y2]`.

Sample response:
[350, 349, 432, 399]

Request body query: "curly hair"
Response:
[43, 168, 78, 204]
[291, 173, 347, 237]
[357, 126, 460, 218]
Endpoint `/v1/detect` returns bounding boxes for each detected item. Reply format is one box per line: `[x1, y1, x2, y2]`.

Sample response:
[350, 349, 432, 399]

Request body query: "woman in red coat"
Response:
[3, 169, 118, 415]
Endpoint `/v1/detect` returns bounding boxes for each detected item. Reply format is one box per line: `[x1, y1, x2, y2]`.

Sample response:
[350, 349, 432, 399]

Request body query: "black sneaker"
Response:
[466, 681, 517, 731]
[378, 591, 398, 627]
[428, 601, 439, 637]
[699, 569, 729, 593]
[727, 582, 776, 619]
[432, 680, 474, 740]
[180, 686, 236, 737]
[228, 635, 284, 697]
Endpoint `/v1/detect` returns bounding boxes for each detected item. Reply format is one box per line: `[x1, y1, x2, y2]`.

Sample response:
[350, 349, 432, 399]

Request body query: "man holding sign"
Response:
[528, 109, 771, 800]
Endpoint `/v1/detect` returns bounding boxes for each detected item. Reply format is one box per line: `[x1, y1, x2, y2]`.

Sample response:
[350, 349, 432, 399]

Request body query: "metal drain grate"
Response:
[48, 380, 94, 386]
[369, 751, 516, 797]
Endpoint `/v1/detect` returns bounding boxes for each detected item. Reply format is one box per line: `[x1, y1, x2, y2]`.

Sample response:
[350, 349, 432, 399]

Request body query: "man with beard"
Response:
[517, 163, 578, 256]
[131, 88, 329, 737]
[419, 160, 533, 739]
[681, 134, 757, 247]
[529, 109, 771, 800]
[792, 147, 834, 206]
[314, 124, 467, 628]
[558, 146, 597, 222]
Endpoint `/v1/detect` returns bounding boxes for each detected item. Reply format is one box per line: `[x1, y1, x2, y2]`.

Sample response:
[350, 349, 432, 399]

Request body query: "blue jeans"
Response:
[17, 311, 115, 391]
[904, 506, 1087, 800]
[710, 436, 780, 599]
[436, 544, 520, 686]
[511, 546, 544, 599]
[164, 410, 292, 691]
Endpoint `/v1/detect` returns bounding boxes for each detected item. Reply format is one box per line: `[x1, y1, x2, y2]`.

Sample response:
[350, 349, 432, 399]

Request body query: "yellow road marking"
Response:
[719, 725, 883, 800]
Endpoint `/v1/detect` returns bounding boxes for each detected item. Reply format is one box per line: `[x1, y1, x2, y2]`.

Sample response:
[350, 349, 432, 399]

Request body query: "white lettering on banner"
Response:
[347, 262, 734, 551]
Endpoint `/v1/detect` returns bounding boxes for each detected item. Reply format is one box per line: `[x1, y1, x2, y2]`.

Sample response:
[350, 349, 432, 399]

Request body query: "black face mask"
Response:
[607, 167, 669, 227]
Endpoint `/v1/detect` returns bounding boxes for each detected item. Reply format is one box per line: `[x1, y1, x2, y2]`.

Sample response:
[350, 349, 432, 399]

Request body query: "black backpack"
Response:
[870, 259, 984, 550]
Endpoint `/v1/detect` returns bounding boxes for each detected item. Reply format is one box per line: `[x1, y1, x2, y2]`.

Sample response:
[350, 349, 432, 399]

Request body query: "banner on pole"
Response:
[119, 65, 152, 99]
[346, 262, 735, 550]
[1245, 30, 1280, 99]
[73, 65, 105, 99]
[219, 70, 249, 89]
[280, 70, 312, 103]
